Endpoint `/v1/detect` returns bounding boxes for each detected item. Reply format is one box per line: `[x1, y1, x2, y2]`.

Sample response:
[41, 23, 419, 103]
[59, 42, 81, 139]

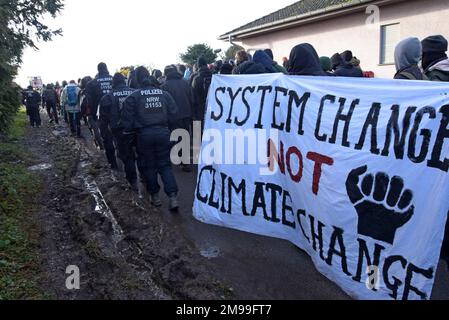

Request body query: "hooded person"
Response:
[341, 50, 361, 68]
[341, 50, 353, 63]
[22, 85, 42, 127]
[85, 62, 113, 150]
[79, 76, 92, 127]
[213, 60, 223, 74]
[220, 62, 234, 75]
[252, 50, 278, 73]
[394, 37, 426, 80]
[422, 36, 449, 270]
[99, 73, 137, 189]
[232, 56, 265, 75]
[127, 69, 139, 89]
[319, 56, 335, 76]
[288, 43, 328, 76]
[191, 56, 213, 123]
[121, 66, 180, 210]
[264, 49, 288, 74]
[422, 35, 449, 82]
[61, 80, 82, 137]
[161, 65, 195, 172]
[331, 53, 363, 77]
[320, 56, 332, 71]
[42, 83, 59, 124]
[152, 69, 165, 85]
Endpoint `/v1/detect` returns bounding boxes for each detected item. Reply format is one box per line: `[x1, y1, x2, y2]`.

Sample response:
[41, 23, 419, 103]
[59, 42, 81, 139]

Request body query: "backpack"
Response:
[67, 86, 78, 106]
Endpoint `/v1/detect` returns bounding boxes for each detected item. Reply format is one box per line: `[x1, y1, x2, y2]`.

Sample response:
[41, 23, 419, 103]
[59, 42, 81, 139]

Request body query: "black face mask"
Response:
[422, 52, 448, 71]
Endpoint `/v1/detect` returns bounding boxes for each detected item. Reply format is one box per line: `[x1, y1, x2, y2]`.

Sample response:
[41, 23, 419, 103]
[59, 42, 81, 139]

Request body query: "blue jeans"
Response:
[137, 127, 178, 196]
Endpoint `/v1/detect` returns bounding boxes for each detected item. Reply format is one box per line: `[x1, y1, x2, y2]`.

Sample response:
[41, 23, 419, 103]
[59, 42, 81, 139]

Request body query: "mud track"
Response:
[23, 115, 449, 300]
[26, 120, 225, 300]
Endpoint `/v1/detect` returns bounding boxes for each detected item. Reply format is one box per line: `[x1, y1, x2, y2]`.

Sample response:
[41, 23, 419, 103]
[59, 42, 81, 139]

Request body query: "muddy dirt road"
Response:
[27, 116, 448, 300]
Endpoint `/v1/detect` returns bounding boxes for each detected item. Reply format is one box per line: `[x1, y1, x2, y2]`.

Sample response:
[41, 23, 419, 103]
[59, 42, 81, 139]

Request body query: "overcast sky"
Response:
[16, 0, 296, 87]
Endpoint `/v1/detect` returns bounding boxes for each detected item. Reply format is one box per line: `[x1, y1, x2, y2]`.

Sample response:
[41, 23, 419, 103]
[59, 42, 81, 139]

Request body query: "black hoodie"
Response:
[121, 67, 178, 133]
[191, 58, 213, 120]
[85, 64, 113, 116]
[288, 44, 328, 76]
[161, 67, 194, 120]
[331, 53, 363, 78]
[99, 73, 135, 132]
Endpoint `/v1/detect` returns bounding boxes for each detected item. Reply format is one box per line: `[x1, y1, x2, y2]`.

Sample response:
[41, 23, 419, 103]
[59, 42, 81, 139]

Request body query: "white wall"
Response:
[236, 0, 449, 78]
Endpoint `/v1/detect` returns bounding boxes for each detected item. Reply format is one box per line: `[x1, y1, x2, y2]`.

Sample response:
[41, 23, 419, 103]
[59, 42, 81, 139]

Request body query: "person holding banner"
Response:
[420, 35, 449, 270]
[394, 37, 426, 80]
[288, 43, 329, 76]
[422, 35, 449, 82]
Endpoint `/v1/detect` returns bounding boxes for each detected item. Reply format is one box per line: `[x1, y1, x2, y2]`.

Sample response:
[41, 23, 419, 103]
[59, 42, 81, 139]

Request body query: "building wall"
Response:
[235, 0, 449, 78]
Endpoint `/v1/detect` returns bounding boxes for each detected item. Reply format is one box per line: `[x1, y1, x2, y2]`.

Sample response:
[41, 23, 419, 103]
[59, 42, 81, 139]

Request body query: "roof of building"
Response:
[219, 0, 379, 39]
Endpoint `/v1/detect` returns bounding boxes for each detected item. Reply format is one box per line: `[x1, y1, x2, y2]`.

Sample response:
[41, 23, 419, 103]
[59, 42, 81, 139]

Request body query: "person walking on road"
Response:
[61, 80, 82, 137]
[42, 84, 60, 124]
[22, 86, 42, 128]
[85, 62, 113, 151]
[99, 73, 138, 189]
[121, 66, 180, 211]
[161, 65, 195, 172]
[191, 56, 213, 127]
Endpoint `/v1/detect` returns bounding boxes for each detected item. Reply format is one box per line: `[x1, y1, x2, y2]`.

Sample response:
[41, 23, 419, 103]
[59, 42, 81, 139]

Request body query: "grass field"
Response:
[0, 108, 43, 300]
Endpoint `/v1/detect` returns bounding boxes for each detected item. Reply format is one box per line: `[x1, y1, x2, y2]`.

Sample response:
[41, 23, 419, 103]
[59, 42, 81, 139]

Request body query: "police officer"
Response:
[99, 73, 138, 191]
[22, 86, 42, 128]
[86, 62, 116, 168]
[121, 66, 179, 211]
[42, 84, 59, 124]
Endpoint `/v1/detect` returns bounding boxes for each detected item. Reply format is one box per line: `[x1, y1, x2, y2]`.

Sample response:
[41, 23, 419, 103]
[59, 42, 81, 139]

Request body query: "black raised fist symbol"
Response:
[346, 166, 414, 245]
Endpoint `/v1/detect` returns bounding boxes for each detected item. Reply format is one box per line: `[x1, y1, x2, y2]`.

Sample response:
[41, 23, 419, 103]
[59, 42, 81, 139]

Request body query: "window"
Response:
[380, 23, 400, 65]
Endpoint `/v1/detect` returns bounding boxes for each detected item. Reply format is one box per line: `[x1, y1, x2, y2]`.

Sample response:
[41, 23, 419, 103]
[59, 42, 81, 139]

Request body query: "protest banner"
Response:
[193, 74, 449, 300]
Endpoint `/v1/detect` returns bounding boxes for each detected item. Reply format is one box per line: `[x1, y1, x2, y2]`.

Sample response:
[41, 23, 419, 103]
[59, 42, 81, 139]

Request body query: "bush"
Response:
[0, 0, 64, 137]
[0, 63, 21, 137]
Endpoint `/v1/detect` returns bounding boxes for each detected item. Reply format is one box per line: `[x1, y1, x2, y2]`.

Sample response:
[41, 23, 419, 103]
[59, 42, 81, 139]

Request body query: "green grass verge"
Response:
[0, 108, 43, 300]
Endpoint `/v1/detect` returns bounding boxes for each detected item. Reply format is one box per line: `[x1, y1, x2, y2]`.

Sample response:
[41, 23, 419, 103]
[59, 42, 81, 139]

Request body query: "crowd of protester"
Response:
[20, 34, 449, 269]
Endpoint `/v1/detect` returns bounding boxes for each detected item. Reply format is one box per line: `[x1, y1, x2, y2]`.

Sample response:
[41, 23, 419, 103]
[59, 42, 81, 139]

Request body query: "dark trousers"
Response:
[100, 121, 117, 166]
[68, 112, 81, 137]
[46, 102, 59, 124]
[87, 115, 104, 149]
[137, 127, 178, 196]
[28, 107, 41, 127]
[114, 130, 137, 184]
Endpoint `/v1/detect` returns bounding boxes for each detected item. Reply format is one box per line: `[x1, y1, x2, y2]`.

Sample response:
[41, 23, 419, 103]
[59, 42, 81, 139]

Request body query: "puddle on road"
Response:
[28, 163, 53, 171]
[52, 128, 69, 137]
[200, 246, 220, 259]
[84, 178, 124, 245]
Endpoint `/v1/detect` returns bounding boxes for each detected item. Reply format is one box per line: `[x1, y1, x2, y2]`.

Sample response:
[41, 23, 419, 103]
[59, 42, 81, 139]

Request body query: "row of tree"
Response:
[0, 0, 64, 135]
[179, 43, 244, 66]
[0, 1, 240, 136]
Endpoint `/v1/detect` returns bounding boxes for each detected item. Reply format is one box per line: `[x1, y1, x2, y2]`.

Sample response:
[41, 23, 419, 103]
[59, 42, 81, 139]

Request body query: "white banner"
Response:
[193, 74, 449, 300]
